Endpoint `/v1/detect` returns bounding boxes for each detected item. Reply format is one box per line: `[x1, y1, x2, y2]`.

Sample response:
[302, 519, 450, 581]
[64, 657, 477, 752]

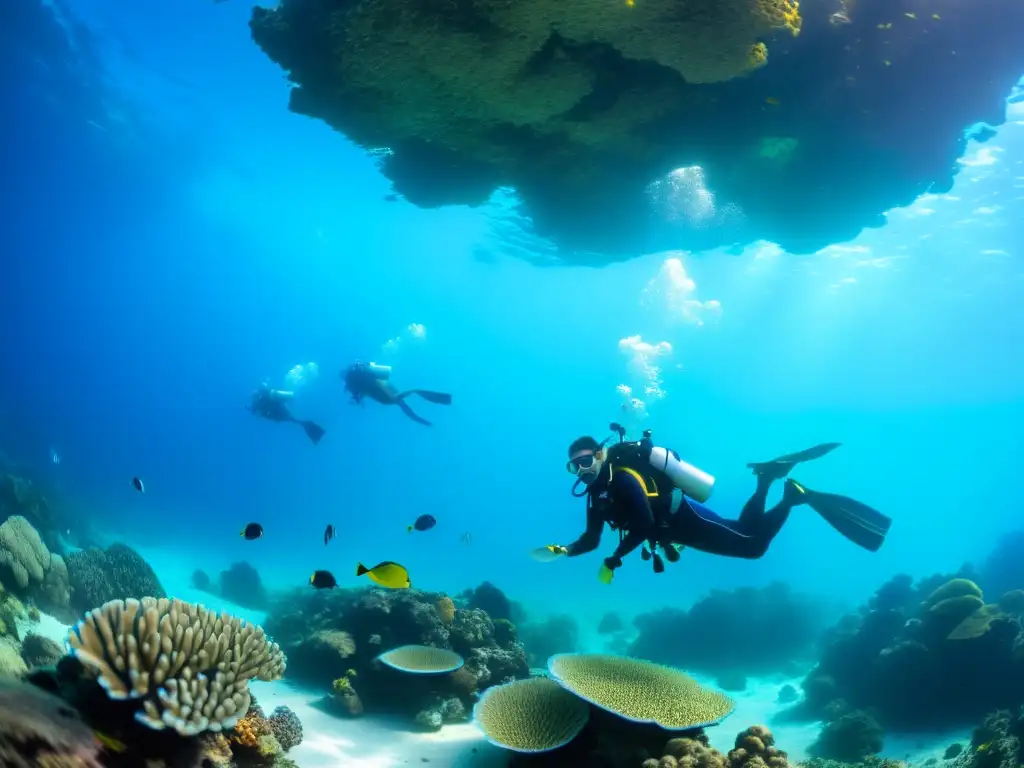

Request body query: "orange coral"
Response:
[436, 596, 455, 625]
[231, 710, 271, 749]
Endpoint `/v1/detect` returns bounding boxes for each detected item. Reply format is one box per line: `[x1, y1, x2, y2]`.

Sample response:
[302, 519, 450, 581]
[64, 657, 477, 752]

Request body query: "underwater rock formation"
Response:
[791, 571, 1024, 730]
[808, 709, 884, 762]
[265, 585, 528, 726]
[219, 560, 269, 611]
[65, 542, 165, 617]
[629, 582, 824, 689]
[0, 676, 105, 768]
[249, 0, 1024, 262]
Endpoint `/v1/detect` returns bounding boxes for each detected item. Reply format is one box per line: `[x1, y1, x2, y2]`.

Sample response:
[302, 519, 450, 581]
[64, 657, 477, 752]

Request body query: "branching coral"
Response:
[67, 597, 286, 735]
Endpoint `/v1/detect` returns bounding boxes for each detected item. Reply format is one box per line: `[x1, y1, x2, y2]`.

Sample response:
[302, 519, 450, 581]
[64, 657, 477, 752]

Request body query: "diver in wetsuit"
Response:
[342, 361, 452, 426]
[246, 381, 326, 445]
[543, 432, 891, 584]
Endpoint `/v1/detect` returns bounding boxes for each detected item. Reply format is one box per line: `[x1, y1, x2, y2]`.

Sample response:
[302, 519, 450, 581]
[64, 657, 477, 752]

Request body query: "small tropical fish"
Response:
[131, 477, 145, 494]
[931, 14, 940, 19]
[93, 730, 126, 752]
[460, 531, 472, 545]
[904, 12, 916, 19]
[356, 561, 411, 589]
[408, 514, 436, 533]
[828, 10, 851, 25]
[241, 522, 264, 540]
[310, 570, 337, 589]
[49, 447, 61, 465]
[626, 0, 634, 6]
[876, 22, 892, 29]
[324, 524, 336, 545]
[765, 97, 780, 106]
[883, 60, 891, 66]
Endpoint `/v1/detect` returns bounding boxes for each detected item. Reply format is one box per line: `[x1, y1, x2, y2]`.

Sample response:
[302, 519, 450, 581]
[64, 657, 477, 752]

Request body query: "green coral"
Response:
[947, 604, 1009, 641]
[547, 653, 734, 729]
[472, 677, 589, 753]
[923, 579, 983, 609]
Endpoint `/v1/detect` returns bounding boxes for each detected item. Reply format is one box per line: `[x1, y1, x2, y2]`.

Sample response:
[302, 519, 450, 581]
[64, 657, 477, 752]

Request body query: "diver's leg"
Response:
[397, 400, 432, 426]
[670, 498, 789, 559]
[397, 390, 453, 406]
[737, 475, 773, 530]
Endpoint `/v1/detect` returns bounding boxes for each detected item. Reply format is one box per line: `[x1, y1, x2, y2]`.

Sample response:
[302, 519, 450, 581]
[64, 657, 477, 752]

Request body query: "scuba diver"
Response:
[543, 425, 891, 584]
[342, 361, 452, 426]
[246, 381, 326, 445]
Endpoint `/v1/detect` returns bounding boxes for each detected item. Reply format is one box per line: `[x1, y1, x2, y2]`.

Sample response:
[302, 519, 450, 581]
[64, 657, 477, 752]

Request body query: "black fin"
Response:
[787, 479, 891, 552]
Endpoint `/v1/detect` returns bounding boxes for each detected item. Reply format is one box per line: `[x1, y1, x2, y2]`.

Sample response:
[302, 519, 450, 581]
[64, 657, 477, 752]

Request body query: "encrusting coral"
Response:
[66, 596, 286, 735]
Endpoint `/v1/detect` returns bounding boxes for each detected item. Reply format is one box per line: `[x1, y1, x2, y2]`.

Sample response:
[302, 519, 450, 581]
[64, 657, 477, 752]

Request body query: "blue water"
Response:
[3, 0, 1024, 637]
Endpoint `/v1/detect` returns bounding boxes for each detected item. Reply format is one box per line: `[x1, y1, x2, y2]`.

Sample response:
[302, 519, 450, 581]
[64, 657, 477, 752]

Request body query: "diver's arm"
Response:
[566, 505, 603, 556]
[608, 473, 655, 561]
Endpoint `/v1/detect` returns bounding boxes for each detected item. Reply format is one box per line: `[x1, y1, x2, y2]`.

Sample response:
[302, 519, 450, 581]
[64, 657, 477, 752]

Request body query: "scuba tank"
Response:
[608, 423, 716, 503]
[367, 362, 392, 380]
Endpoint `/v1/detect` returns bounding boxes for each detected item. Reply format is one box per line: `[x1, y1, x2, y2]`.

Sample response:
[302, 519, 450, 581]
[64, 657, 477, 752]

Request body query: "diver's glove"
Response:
[598, 556, 622, 584]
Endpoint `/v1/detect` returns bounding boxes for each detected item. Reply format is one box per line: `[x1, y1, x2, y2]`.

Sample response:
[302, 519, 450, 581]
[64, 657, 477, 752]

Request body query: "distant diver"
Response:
[246, 380, 326, 444]
[543, 425, 891, 584]
[342, 361, 452, 426]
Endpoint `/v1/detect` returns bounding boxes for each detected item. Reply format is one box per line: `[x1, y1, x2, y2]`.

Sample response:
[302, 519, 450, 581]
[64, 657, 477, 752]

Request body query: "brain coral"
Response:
[548, 653, 734, 729]
[377, 644, 464, 674]
[472, 677, 590, 753]
[67, 597, 286, 735]
[0, 515, 50, 590]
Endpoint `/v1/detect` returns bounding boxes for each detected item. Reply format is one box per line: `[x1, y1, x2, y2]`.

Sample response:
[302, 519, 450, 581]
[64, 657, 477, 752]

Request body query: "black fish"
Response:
[407, 514, 436, 533]
[131, 477, 145, 494]
[240, 523, 264, 540]
[324, 524, 336, 546]
[310, 570, 337, 589]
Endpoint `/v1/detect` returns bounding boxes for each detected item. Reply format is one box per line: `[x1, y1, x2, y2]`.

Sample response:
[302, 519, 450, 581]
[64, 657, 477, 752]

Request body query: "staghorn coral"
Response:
[67, 596, 286, 735]
[549, 653, 735, 729]
[377, 644, 464, 674]
[0, 515, 50, 590]
[473, 677, 590, 753]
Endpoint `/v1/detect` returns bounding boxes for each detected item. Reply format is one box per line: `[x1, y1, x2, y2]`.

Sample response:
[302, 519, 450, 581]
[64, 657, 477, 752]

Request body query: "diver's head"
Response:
[567, 436, 605, 486]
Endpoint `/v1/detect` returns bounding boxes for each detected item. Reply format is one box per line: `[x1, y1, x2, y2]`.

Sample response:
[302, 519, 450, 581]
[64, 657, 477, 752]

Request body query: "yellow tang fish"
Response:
[356, 561, 411, 589]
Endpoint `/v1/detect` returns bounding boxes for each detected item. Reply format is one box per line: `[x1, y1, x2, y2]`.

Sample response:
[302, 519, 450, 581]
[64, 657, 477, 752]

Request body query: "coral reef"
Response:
[20, 631, 64, 668]
[548, 653, 735, 729]
[808, 709, 884, 762]
[67, 596, 286, 735]
[630, 582, 824, 689]
[0, 638, 28, 676]
[66, 542, 165, 617]
[0, 515, 72, 620]
[265, 585, 528, 725]
[377, 644, 464, 673]
[519, 613, 580, 668]
[267, 705, 303, 751]
[462, 581, 519, 622]
[249, 0, 1024, 261]
[219, 560, 269, 610]
[474, 677, 590, 752]
[0, 473, 62, 553]
[791, 571, 1024, 730]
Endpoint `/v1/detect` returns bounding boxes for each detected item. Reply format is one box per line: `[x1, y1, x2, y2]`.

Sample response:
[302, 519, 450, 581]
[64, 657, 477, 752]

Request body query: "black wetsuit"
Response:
[567, 465, 793, 562]
[248, 391, 326, 445]
[342, 362, 452, 426]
